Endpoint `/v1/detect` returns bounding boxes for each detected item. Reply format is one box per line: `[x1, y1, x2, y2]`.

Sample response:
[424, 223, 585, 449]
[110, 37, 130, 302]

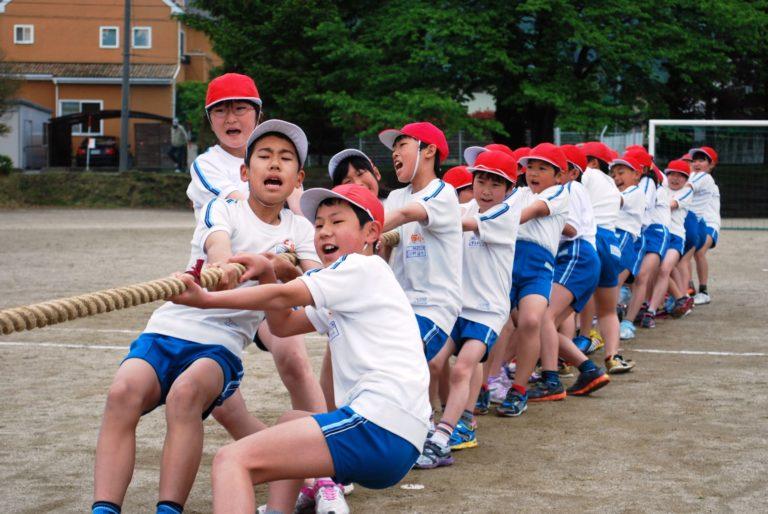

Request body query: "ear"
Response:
[296, 168, 306, 188]
[423, 143, 438, 160]
[365, 220, 382, 248]
[372, 165, 382, 181]
[240, 163, 248, 182]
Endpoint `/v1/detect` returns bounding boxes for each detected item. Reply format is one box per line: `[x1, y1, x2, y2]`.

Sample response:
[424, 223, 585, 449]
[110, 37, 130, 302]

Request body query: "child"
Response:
[611, 154, 647, 349]
[443, 165, 475, 203]
[529, 144, 609, 401]
[648, 159, 694, 318]
[415, 150, 520, 467]
[496, 143, 570, 417]
[171, 184, 431, 514]
[327, 148, 385, 198]
[688, 146, 720, 305]
[91, 120, 320, 514]
[378, 122, 463, 401]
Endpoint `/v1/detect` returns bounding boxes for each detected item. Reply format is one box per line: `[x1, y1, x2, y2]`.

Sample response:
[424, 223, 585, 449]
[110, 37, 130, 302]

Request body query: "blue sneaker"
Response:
[449, 419, 478, 450]
[414, 439, 454, 469]
[474, 384, 490, 415]
[496, 388, 528, 417]
[619, 319, 636, 340]
[573, 335, 594, 354]
[619, 285, 632, 305]
[664, 294, 676, 314]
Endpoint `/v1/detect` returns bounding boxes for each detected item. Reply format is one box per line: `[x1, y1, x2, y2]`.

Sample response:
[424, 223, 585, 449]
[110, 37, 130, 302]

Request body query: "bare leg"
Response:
[319, 343, 335, 412]
[438, 357, 451, 408]
[441, 341, 486, 427]
[540, 284, 575, 372]
[511, 295, 549, 391]
[484, 315, 514, 383]
[694, 236, 714, 288]
[466, 363, 484, 412]
[579, 297, 595, 335]
[428, 340, 454, 412]
[625, 253, 661, 321]
[594, 286, 620, 359]
[212, 390, 268, 441]
[649, 250, 681, 311]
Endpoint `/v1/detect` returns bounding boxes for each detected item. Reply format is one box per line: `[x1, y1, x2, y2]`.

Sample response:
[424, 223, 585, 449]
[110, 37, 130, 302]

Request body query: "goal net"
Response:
[649, 120, 768, 230]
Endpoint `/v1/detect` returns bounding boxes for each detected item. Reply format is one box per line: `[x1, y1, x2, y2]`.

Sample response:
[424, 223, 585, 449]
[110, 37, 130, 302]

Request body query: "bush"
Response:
[0, 154, 12, 175]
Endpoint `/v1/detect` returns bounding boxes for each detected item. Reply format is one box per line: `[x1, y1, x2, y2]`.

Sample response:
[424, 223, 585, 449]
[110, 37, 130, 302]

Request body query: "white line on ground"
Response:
[46, 328, 139, 334]
[630, 348, 767, 357]
[0, 341, 125, 350]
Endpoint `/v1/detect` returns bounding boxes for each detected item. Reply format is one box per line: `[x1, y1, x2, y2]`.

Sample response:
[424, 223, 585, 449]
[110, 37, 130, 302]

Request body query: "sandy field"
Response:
[1, 208, 767, 513]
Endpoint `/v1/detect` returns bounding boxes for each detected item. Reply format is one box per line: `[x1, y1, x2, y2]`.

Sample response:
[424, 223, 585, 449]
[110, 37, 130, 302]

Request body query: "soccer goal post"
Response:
[649, 119, 768, 230]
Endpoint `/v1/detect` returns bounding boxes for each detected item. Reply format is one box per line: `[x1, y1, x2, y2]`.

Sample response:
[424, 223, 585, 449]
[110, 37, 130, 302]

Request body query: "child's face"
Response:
[610, 165, 641, 190]
[691, 156, 712, 173]
[339, 164, 381, 197]
[666, 171, 688, 190]
[391, 136, 421, 183]
[314, 202, 378, 266]
[526, 159, 561, 194]
[472, 173, 510, 211]
[241, 135, 304, 206]
[457, 186, 474, 204]
[209, 100, 258, 151]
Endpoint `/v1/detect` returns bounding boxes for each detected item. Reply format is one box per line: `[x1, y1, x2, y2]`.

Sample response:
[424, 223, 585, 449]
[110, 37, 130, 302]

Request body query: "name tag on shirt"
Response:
[468, 236, 486, 248]
[328, 320, 340, 342]
[406, 243, 427, 258]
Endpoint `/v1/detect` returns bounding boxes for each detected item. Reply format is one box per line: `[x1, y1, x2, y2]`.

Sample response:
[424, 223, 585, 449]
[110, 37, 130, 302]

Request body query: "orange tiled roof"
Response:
[0, 62, 177, 79]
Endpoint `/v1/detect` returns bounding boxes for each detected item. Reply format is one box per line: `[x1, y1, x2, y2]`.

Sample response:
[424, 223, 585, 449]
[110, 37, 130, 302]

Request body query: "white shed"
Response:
[0, 100, 50, 169]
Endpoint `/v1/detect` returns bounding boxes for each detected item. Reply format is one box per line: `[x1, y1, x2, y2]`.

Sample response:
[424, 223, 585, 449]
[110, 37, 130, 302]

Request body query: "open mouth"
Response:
[321, 244, 339, 255]
[394, 160, 404, 171]
[225, 128, 241, 136]
[264, 177, 283, 190]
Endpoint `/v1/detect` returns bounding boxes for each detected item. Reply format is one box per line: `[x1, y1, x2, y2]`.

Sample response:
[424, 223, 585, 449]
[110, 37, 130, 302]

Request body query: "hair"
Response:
[517, 172, 528, 187]
[331, 155, 391, 199]
[206, 99, 262, 116]
[318, 197, 371, 227]
[645, 166, 660, 186]
[568, 162, 583, 182]
[473, 170, 513, 190]
[587, 156, 610, 174]
[393, 135, 441, 175]
[245, 131, 300, 170]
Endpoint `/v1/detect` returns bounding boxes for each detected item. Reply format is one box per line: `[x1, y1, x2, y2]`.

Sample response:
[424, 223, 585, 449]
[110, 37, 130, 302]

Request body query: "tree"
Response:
[0, 52, 20, 136]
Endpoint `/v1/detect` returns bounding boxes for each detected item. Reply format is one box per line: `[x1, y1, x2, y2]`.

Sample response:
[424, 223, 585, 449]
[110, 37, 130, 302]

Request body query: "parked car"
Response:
[75, 137, 119, 167]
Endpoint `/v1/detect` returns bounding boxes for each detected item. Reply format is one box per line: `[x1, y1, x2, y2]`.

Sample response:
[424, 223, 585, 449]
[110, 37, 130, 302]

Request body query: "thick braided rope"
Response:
[0, 252, 299, 336]
[381, 230, 400, 247]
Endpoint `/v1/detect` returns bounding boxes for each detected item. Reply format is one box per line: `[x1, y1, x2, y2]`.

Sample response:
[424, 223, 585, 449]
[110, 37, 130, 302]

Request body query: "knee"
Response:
[273, 348, 313, 385]
[213, 444, 247, 477]
[105, 379, 145, 415]
[517, 312, 541, 333]
[450, 362, 473, 384]
[428, 358, 444, 376]
[166, 379, 205, 416]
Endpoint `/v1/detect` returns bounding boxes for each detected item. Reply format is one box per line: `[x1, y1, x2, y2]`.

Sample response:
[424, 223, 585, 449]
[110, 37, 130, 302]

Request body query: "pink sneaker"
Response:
[294, 485, 316, 514]
[313, 478, 349, 514]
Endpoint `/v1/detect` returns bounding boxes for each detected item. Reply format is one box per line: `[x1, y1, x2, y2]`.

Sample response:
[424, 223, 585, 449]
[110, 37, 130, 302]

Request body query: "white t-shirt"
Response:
[615, 185, 645, 238]
[581, 167, 622, 231]
[668, 186, 694, 238]
[688, 171, 718, 220]
[649, 184, 671, 227]
[561, 180, 596, 247]
[459, 198, 521, 333]
[639, 176, 657, 229]
[299, 254, 431, 451]
[704, 186, 721, 230]
[385, 179, 463, 335]
[144, 199, 319, 359]
[516, 184, 570, 257]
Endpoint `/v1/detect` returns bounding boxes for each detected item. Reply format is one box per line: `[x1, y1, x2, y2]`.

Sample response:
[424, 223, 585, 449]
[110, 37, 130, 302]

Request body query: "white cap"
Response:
[244, 119, 308, 167]
[327, 148, 373, 179]
[463, 146, 487, 167]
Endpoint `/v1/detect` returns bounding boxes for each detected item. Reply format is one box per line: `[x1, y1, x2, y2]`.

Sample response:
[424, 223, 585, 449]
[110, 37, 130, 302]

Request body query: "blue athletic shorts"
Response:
[415, 314, 449, 362]
[616, 228, 641, 276]
[683, 211, 700, 253]
[643, 224, 670, 258]
[123, 333, 243, 419]
[630, 232, 647, 277]
[509, 240, 555, 310]
[667, 233, 684, 256]
[312, 406, 419, 489]
[554, 239, 600, 313]
[705, 225, 719, 248]
[449, 317, 498, 363]
[595, 227, 622, 288]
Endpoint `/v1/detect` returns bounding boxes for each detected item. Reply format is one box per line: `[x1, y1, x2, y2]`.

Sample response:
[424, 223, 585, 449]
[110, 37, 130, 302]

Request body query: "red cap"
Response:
[205, 73, 261, 109]
[518, 143, 568, 173]
[378, 122, 449, 163]
[665, 159, 691, 177]
[443, 166, 473, 190]
[560, 144, 587, 174]
[610, 154, 643, 172]
[651, 163, 664, 183]
[463, 143, 515, 167]
[681, 153, 693, 162]
[580, 141, 615, 165]
[300, 184, 384, 228]
[689, 146, 718, 165]
[624, 147, 653, 168]
[512, 147, 531, 161]
[467, 150, 518, 184]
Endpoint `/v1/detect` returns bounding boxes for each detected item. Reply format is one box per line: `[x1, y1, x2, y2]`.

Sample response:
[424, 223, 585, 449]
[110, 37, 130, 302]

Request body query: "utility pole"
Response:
[118, 0, 131, 171]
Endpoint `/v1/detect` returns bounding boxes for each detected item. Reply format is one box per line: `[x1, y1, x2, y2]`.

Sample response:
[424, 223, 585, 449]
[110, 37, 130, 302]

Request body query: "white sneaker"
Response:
[314, 479, 349, 514]
[693, 292, 710, 305]
[619, 320, 636, 340]
[341, 483, 354, 496]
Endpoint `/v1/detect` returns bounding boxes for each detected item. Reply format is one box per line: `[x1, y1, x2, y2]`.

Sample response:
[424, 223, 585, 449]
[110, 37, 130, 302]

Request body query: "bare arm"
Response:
[203, 230, 241, 290]
[383, 202, 429, 232]
[462, 217, 479, 232]
[519, 200, 550, 224]
[562, 223, 577, 237]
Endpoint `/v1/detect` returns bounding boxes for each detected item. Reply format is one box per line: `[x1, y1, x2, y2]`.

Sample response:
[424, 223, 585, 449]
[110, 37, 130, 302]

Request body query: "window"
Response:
[132, 27, 152, 49]
[14, 24, 34, 44]
[59, 100, 103, 136]
[179, 30, 185, 57]
[100, 26, 119, 48]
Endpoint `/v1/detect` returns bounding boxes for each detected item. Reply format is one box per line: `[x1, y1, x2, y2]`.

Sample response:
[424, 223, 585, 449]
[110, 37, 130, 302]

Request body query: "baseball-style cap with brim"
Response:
[651, 162, 664, 183]
[300, 184, 384, 228]
[205, 73, 261, 110]
[609, 155, 643, 172]
[463, 143, 514, 167]
[689, 146, 718, 164]
[518, 143, 568, 173]
[665, 159, 691, 177]
[467, 150, 518, 184]
[560, 144, 587, 174]
[580, 141, 615, 165]
[624, 148, 653, 168]
[244, 119, 308, 167]
[327, 149, 373, 180]
[681, 153, 693, 162]
[443, 166, 473, 190]
[378, 122, 449, 163]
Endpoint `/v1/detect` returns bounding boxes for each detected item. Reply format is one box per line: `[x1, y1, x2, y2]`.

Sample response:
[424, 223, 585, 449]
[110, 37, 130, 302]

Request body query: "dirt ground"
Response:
[1, 208, 767, 513]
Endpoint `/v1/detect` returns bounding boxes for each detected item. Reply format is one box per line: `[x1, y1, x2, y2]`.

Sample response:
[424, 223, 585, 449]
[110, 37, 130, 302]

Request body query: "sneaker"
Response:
[633, 302, 649, 325]
[294, 485, 316, 514]
[449, 419, 478, 450]
[588, 329, 605, 353]
[474, 384, 490, 415]
[490, 381, 510, 404]
[496, 388, 528, 417]
[573, 335, 593, 354]
[529, 370, 542, 383]
[341, 483, 354, 496]
[558, 359, 575, 378]
[527, 379, 567, 402]
[693, 292, 711, 305]
[566, 367, 610, 396]
[314, 479, 349, 514]
[488, 374, 510, 404]
[640, 312, 656, 329]
[619, 319, 636, 340]
[619, 285, 632, 305]
[663, 294, 676, 314]
[605, 354, 636, 374]
[414, 439, 454, 469]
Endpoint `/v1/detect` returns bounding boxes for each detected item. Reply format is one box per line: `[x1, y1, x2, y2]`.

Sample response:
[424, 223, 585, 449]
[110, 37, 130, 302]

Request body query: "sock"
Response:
[431, 421, 453, 446]
[699, 284, 708, 294]
[92, 501, 121, 514]
[578, 360, 598, 374]
[511, 383, 527, 396]
[460, 409, 474, 424]
[156, 501, 183, 514]
[647, 309, 656, 316]
[541, 370, 560, 386]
